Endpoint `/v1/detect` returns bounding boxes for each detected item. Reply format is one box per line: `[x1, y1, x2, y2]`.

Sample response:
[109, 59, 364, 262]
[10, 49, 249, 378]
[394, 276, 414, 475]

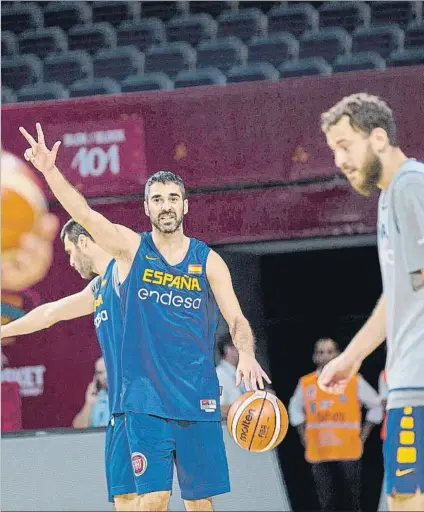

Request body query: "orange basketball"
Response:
[227, 390, 289, 452]
[1, 151, 46, 258]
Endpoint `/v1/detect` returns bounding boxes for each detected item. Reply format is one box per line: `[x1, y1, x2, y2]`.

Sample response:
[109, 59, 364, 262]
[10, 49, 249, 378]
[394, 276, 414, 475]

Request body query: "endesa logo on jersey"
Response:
[94, 294, 109, 327]
[138, 268, 202, 310]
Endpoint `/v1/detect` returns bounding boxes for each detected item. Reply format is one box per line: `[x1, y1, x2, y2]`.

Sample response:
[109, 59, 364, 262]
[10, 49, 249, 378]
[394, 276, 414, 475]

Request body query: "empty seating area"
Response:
[2, 1, 423, 103]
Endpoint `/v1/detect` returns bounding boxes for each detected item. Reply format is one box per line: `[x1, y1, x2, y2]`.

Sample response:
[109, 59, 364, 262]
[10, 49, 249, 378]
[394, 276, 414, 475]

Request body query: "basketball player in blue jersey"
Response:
[20, 123, 271, 511]
[1, 219, 137, 511]
[317, 93, 424, 511]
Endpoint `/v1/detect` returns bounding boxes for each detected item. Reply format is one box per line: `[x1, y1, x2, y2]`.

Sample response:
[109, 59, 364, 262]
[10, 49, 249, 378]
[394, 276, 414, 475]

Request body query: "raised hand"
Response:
[19, 123, 61, 174]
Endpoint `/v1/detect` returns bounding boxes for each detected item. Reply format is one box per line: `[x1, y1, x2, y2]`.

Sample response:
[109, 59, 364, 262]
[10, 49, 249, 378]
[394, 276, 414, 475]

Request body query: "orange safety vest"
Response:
[380, 369, 388, 441]
[300, 371, 362, 463]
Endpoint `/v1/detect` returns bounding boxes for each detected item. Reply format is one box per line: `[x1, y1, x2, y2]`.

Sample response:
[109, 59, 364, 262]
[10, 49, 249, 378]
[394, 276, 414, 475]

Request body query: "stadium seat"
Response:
[238, 2, 281, 14]
[145, 42, 196, 78]
[121, 73, 174, 92]
[188, 1, 237, 18]
[197, 36, 248, 71]
[18, 28, 68, 59]
[248, 33, 299, 66]
[2, 86, 17, 104]
[388, 47, 424, 67]
[68, 23, 117, 54]
[2, 31, 18, 57]
[333, 51, 386, 72]
[43, 2, 92, 31]
[318, 2, 371, 33]
[141, 1, 189, 22]
[299, 27, 352, 63]
[352, 24, 404, 58]
[217, 8, 268, 42]
[405, 21, 424, 49]
[92, 1, 141, 26]
[278, 57, 332, 78]
[1, 3, 43, 34]
[117, 19, 166, 52]
[369, 1, 419, 27]
[44, 50, 93, 86]
[93, 46, 144, 81]
[69, 78, 121, 98]
[174, 67, 226, 88]
[226, 62, 279, 83]
[267, 4, 319, 38]
[166, 14, 218, 46]
[2, 55, 42, 90]
[17, 82, 69, 103]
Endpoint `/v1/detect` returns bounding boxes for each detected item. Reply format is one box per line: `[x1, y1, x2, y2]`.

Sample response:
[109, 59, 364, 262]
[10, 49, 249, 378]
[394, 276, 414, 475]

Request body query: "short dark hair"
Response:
[60, 219, 94, 245]
[321, 93, 398, 146]
[217, 332, 234, 358]
[144, 170, 186, 201]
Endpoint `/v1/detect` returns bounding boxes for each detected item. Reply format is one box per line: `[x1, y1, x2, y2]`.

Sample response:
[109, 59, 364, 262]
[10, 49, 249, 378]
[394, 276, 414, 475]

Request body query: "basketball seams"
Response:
[248, 392, 268, 451]
[257, 394, 281, 453]
[231, 391, 266, 448]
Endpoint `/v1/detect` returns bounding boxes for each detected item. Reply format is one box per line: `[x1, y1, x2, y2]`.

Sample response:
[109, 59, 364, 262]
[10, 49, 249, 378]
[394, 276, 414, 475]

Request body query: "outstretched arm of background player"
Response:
[207, 250, 271, 391]
[19, 124, 140, 267]
[318, 294, 386, 394]
[1, 283, 95, 339]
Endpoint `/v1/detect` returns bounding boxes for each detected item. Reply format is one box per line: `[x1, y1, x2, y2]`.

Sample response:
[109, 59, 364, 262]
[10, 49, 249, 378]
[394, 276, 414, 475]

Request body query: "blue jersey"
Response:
[120, 232, 221, 421]
[91, 260, 123, 416]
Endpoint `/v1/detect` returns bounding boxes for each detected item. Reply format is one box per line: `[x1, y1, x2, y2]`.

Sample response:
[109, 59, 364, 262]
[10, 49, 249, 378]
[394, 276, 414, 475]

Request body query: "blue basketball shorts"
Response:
[384, 406, 424, 495]
[124, 412, 231, 500]
[105, 414, 136, 502]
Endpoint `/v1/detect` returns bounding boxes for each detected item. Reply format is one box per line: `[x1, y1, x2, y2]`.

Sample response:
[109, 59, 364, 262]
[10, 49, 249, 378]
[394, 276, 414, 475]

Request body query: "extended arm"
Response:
[20, 124, 140, 266]
[207, 250, 271, 390]
[1, 283, 95, 339]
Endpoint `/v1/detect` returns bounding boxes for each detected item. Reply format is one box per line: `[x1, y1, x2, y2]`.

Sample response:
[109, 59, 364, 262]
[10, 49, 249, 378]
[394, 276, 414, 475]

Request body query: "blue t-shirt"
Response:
[120, 232, 221, 421]
[91, 260, 123, 416]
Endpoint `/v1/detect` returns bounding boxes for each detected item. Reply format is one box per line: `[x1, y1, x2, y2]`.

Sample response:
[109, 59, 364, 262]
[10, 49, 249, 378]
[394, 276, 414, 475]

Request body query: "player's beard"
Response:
[353, 144, 383, 197]
[75, 252, 97, 280]
[150, 209, 184, 234]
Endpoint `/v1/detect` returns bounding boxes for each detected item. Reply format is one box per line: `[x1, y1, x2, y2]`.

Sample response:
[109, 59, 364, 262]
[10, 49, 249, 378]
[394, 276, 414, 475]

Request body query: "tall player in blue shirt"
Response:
[1, 220, 137, 510]
[20, 123, 271, 511]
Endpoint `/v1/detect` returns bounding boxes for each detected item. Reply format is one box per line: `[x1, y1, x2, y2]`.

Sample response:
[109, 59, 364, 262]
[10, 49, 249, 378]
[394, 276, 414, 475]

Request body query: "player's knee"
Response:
[135, 490, 171, 511]
[184, 497, 213, 511]
[388, 491, 424, 511]
[114, 493, 138, 511]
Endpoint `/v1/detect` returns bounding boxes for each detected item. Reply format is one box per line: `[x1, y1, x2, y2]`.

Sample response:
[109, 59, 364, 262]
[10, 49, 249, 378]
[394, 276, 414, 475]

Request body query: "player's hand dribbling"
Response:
[19, 123, 61, 174]
[318, 353, 361, 394]
[236, 352, 271, 391]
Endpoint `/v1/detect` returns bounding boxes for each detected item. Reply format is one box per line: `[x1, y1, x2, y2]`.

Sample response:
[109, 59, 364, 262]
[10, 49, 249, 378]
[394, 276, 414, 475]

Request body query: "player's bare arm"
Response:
[318, 295, 386, 394]
[19, 123, 140, 279]
[206, 250, 271, 391]
[1, 282, 95, 339]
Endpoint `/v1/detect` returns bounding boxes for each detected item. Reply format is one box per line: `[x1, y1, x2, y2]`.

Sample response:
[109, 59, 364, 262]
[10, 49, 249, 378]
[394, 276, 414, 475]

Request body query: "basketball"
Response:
[1, 150, 47, 259]
[227, 390, 289, 452]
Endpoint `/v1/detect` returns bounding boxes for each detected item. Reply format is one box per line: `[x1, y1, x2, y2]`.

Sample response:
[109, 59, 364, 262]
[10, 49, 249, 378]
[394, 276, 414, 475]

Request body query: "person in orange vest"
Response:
[289, 338, 383, 511]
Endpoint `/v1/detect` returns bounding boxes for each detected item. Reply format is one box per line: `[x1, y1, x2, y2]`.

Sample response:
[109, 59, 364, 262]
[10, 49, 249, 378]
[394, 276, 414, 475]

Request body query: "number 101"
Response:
[71, 145, 120, 177]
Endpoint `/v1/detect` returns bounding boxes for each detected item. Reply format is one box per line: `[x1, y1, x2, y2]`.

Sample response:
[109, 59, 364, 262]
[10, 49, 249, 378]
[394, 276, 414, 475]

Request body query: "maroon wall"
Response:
[2, 67, 423, 429]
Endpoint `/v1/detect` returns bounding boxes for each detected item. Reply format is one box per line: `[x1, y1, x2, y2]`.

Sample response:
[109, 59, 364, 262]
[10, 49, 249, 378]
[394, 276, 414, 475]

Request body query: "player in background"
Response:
[19, 123, 270, 512]
[1, 220, 137, 511]
[318, 93, 424, 511]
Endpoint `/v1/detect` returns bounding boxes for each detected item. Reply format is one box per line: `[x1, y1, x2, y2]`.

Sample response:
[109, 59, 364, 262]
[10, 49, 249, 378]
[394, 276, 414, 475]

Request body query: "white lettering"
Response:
[1, 365, 46, 396]
[94, 310, 109, 328]
[71, 145, 121, 177]
[137, 288, 202, 310]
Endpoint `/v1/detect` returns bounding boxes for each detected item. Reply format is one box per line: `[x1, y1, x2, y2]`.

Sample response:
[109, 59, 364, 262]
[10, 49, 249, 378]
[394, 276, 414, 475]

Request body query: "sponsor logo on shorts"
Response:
[395, 468, 415, 477]
[200, 399, 216, 412]
[131, 452, 147, 477]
